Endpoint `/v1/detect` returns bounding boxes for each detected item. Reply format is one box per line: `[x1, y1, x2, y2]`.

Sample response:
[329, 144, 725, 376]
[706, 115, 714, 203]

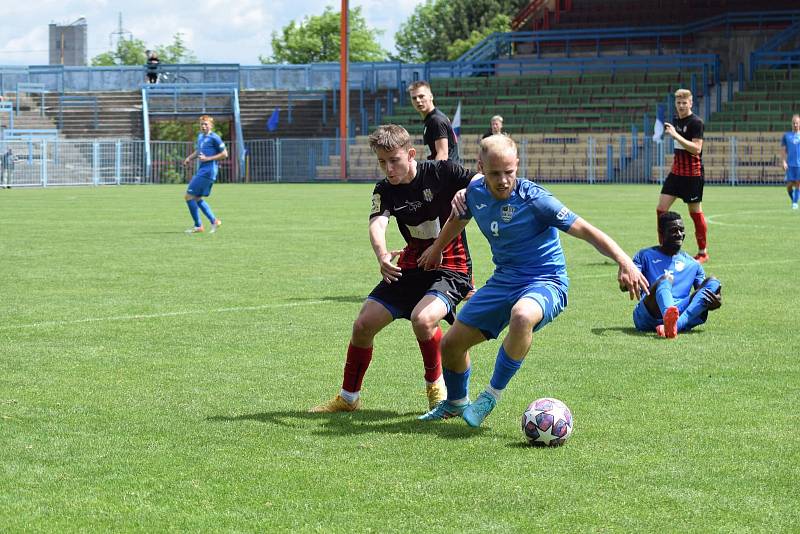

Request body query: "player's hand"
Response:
[378, 250, 402, 283]
[198, 153, 209, 162]
[783, 160, 788, 171]
[183, 158, 191, 166]
[417, 245, 443, 271]
[663, 123, 675, 137]
[451, 188, 468, 216]
[618, 261, 649, 301]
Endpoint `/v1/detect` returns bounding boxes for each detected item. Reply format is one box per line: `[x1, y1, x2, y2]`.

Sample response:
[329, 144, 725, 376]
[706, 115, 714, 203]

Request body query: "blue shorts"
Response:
[187, 170, 216, 197]
[786, 166, 800, 182]
[456, 277, 567, 340]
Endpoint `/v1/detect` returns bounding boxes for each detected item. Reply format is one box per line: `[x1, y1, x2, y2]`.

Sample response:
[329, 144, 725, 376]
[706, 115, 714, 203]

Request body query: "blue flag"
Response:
[267, 107, 280, 132]
[652, 104, 666, 143]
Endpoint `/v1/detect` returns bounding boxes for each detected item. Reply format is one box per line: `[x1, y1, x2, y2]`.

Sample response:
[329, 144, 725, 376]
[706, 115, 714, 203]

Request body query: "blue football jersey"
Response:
[196, 132, 226, 173]
[463, 178, 578, 284]
[632, 246, 705, 300]
[781, 132, 800, 167]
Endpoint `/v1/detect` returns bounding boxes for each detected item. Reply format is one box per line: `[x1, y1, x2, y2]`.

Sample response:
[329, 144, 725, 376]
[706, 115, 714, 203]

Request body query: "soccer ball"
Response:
[521, 398, 573, 446]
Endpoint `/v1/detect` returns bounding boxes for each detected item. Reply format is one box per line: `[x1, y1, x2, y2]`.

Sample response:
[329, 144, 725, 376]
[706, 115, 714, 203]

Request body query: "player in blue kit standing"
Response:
[630, 211, 722, 338]
[416, 134, 649, 427]
[183, 115, 228, 233]
[780, 114, 800, 210]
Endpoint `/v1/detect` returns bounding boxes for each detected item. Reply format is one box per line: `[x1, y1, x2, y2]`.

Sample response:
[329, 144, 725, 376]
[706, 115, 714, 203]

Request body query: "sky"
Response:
[0, 0, 423, 66]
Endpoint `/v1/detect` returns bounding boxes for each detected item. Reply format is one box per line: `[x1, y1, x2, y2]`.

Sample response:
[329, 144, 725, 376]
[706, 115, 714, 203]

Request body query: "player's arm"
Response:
[664, 123, 702, 154]
[183, 150, 198, 166]
[432, 138, 449, 161]
[566, 218, 649, 300]
[781, 141, 788, 171]
[418, 213, 470, 271]
[369, 215, 402, 283]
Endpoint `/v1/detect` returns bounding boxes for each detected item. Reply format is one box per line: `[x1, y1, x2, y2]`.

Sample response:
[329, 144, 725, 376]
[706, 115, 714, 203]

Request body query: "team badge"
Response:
[423, 188, 433, 202]
[371, 194, 381, 215]
[501, 205, 515, 222]
[674, 260, 685, 272]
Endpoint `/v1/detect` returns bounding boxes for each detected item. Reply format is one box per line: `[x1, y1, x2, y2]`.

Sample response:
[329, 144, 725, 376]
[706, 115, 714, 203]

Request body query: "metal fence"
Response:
[0, 135, 786, 187]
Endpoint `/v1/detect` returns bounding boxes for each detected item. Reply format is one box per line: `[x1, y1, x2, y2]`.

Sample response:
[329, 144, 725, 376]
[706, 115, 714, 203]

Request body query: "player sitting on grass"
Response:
[630, 211, 722, 338]
[416, 134, 648, 428]
[309, 124, 478, 414]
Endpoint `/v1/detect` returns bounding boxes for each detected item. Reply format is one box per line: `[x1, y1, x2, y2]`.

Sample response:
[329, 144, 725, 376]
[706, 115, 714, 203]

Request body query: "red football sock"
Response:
[656, 209, 667, 243]
[689, 211, 707, 251]
[417, 326, 443, 383]
[342, 343, 373, 393]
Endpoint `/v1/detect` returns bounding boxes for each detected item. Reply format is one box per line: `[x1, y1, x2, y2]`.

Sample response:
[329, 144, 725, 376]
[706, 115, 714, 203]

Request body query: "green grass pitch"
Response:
[1, 183, 798, 531]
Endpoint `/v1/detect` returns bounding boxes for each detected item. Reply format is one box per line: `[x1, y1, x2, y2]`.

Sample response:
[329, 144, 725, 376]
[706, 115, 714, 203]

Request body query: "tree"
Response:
[262, 6, 387, 64]
[395, 0, 529, 62]
[91, 33, 197, 66]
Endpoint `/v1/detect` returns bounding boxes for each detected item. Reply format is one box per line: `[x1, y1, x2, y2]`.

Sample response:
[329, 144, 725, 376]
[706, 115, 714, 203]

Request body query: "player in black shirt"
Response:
[657, 89, 709, 263]
[408, 80, 461, 164]
[310, 124, 477, 414]
[481, 115, 505, 139]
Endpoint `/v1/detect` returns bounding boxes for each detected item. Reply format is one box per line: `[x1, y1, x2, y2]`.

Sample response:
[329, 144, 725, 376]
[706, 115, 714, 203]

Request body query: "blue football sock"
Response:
[197, 199, 217, 223]
[186, 199, 201, 227]
[793, 187, 800, 204]
[655, 280, 675, 316]
[443, 366, 470, 402]
[489, 345, 523, 391]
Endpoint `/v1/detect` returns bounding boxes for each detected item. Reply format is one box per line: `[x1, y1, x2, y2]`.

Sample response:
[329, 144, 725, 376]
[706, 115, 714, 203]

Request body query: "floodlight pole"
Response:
[339, 0, 349, 181]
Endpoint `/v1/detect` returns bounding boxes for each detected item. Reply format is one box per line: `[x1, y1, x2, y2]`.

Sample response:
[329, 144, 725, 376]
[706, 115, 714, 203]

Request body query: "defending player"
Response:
[309, 124, 476, 413]
[408, 81, 461, 164]
[780, 114, 800, 210]
[631, 212, 722, 338]
[182, 115, 227, 233]
[416, 135, 648, 428]
[657, 89, 709, 262]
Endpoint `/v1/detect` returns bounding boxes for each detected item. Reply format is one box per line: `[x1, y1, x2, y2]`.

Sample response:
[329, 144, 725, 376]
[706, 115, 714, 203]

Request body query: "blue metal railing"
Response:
[461, 10, 800, 63]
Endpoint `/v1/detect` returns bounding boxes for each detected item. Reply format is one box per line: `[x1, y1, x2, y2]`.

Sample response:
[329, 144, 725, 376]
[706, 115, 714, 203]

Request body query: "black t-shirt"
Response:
[370, 160, 472, 272]
[423, 108, 460, 164]
[670, 113, 704, 177]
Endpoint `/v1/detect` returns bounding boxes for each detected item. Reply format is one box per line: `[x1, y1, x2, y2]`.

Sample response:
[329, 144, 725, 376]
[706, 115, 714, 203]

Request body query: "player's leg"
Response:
[464, 284, 564, 427]
[678, 277, 722, 332]
[410, 270, 473, 408]
[309, 299, 394, 413]
[410, 294, 449, 408]
[687, 175, 708, 261]
[789, 173, 800, 208]
[418, 319, 485, 421]
[196, 174, 221, 230]
[183, 190, 203, 232]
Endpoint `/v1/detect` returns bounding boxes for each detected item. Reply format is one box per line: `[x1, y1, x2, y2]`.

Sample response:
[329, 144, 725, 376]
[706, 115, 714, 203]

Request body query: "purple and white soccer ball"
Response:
[521, 397, 573, 446]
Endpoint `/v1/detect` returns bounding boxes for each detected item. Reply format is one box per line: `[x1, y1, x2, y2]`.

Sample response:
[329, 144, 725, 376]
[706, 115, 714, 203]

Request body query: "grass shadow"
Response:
[591, 326, 648, 337]
[288, 295, 364, 304]
[207, 409, 486, 440]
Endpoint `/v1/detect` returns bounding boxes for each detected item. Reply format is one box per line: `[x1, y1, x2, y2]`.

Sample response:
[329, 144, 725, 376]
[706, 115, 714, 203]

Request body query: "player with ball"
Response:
[417, 134, 649, 428]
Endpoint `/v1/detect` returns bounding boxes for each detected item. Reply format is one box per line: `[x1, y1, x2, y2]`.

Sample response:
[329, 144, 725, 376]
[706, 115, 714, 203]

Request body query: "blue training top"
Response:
[463, 178, 578, 285]
[632, 246, 705, 300]
[781, 131, 800, 168]
[196, 132, 226, 177]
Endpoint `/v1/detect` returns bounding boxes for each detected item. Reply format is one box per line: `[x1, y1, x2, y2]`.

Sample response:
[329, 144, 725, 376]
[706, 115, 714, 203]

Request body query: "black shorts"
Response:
[661, 173, 704, 204]
[367, 268, 473, 324]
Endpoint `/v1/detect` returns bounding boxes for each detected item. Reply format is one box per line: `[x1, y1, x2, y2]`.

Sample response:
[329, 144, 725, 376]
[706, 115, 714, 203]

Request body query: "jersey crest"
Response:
[674, 260, 685, 272]
[501, 204, 515, 222]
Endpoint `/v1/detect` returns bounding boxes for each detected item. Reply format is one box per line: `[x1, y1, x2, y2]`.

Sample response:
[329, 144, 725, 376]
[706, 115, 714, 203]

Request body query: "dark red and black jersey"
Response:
[370, 160, 472, 273]
[423, 108, 461, 164]
[670, 113, 704, 177]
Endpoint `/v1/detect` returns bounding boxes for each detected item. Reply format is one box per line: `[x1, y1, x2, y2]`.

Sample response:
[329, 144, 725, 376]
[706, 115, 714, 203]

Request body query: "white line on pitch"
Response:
[1, 300, 331, 330]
